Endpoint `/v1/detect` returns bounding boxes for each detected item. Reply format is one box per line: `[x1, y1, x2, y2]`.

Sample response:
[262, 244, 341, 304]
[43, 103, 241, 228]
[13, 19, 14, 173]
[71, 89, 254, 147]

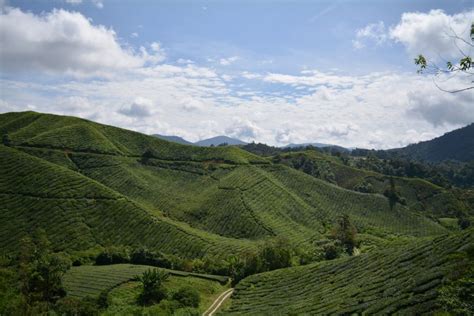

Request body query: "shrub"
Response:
[95, 246, 130, 265]
[130, 247, 172, 268]
[172, 286, 200, 308]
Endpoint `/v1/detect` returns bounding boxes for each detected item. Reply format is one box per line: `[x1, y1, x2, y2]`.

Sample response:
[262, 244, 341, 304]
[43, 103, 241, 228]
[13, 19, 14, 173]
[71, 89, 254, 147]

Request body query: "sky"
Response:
[0, 0, 473, 149]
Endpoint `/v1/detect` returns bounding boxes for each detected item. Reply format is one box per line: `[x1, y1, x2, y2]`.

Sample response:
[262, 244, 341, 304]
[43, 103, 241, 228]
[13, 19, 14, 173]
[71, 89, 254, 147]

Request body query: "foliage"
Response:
[172, 286, 200, 308]
[330, 215, 357, 255]
[137, 268, 169, 306]
[415, 22, 473, 93]
[18, 230, 70, 308]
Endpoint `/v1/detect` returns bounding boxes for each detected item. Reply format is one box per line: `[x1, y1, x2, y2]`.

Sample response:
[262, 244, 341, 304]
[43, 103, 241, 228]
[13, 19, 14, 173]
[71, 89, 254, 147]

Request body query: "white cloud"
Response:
[354, 9, 474, 60]
[65, 0, 83, 4]
[225, 118, 262, 141]
[0, 7, 163, 76]
[353, 21, 388, 49]
[219, 56, 239, 66]
[390, 9, 474, 60]
[131, 32, 138, 38]
[241, 71, 261, 80]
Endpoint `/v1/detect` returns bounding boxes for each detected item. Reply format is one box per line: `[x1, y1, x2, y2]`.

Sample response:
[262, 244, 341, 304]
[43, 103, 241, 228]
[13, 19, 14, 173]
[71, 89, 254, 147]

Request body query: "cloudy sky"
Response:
[0, 0, 473, 149]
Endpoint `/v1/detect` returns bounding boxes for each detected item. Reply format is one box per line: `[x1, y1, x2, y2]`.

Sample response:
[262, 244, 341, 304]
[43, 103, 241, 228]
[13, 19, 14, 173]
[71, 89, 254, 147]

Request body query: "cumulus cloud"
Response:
[352, 21, 388, 49]
[390, 9, 474, 59]
[0, 7, 163, 76]
[225, 119, 262, 141]
[354, 9, 474, 60]
[118, 97, 154, 118]
[65, 0, 83, 4]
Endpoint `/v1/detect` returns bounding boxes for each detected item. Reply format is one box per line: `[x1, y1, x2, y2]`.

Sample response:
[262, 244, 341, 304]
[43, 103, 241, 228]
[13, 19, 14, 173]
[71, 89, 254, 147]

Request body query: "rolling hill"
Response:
[388, 123, 474, 162]
[0, 111, 465, 260]
[225, 230, 474, 315]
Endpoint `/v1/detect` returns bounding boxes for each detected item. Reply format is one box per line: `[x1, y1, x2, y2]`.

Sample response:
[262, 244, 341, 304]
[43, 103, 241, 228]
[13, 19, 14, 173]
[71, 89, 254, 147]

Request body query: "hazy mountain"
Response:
[389, 123, 474, 162]
[152, 134, 193, 145]
[195, 136, 247, 146]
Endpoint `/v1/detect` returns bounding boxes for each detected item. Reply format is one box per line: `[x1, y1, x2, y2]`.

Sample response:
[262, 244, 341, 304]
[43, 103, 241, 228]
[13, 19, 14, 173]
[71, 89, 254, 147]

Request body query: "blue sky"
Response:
[1, 0, 473, 148]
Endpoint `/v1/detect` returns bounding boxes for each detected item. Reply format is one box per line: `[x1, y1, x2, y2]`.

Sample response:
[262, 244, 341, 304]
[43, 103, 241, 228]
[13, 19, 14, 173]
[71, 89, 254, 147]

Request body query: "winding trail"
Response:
[203, 288, 234, 316]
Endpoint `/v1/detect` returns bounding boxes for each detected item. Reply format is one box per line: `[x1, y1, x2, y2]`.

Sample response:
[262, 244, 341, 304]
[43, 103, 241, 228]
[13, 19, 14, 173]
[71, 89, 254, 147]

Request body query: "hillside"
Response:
[0, 111, 455, 259]
[388, 123, 474, 162]
[225, 230, 474, 315]
[275, 150, 472, 219]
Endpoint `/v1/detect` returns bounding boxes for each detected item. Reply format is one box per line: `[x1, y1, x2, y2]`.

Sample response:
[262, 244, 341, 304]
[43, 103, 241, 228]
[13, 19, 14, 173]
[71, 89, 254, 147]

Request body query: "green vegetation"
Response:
[1, 111, 454, 259]
[226, 230, 474, 315]
[61, 263, 228, 315]
[1, 111, 472, 314]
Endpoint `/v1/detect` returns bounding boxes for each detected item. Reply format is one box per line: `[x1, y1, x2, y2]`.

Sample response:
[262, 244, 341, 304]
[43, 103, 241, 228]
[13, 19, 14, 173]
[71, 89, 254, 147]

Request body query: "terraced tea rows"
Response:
[0, 111, 457, 263]
[226, 231, 473, 315]
[0, 145, 254, 257]
[264, 165, 447, 236]
[63, 264, 229, 298]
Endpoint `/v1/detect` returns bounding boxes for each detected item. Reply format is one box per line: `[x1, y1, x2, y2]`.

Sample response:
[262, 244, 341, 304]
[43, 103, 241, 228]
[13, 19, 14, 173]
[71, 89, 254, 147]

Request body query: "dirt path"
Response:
[203, 288, 234, 316]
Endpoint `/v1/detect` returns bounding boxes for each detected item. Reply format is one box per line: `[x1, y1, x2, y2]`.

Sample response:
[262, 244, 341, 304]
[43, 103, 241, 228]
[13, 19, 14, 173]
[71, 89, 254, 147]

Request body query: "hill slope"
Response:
[389, 123, 474, 162]
[226, 230, 474, 315]
[0, 111, 457, 259]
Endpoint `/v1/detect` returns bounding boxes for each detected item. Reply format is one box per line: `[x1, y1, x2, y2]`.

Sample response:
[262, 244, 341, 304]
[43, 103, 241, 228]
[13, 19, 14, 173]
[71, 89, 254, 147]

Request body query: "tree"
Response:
[331, 215, 357, 255]
[137, 268, 169, 306]
[18, 229, 69, 311]
[415, 22, 473, 93]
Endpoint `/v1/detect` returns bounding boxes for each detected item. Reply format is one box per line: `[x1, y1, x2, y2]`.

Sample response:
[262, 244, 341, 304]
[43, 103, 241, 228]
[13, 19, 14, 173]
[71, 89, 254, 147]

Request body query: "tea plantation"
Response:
[225, 230, 474, 315]
[0, 111, 458, 257]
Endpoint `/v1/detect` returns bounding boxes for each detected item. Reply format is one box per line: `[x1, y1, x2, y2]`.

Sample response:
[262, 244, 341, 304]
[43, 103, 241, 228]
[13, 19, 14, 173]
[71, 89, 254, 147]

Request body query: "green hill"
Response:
[225, 230, 474, 315]
[389, 123, 474, 162]
[0, 111, 461, 260]
[275, 150, 471, 219]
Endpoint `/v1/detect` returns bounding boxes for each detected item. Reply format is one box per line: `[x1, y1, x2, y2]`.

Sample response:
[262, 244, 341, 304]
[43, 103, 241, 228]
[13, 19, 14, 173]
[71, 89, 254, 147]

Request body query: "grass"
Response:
[224, 230, 474, 315]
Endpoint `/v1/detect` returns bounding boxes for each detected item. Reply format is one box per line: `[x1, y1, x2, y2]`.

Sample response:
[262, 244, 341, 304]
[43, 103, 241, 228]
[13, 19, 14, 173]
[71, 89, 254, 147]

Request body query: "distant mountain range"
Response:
[152, 134, 247, 147]
[152, 135, 348, 149]
[387, 123, 474, 162]
[153, 123, 474, 162]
